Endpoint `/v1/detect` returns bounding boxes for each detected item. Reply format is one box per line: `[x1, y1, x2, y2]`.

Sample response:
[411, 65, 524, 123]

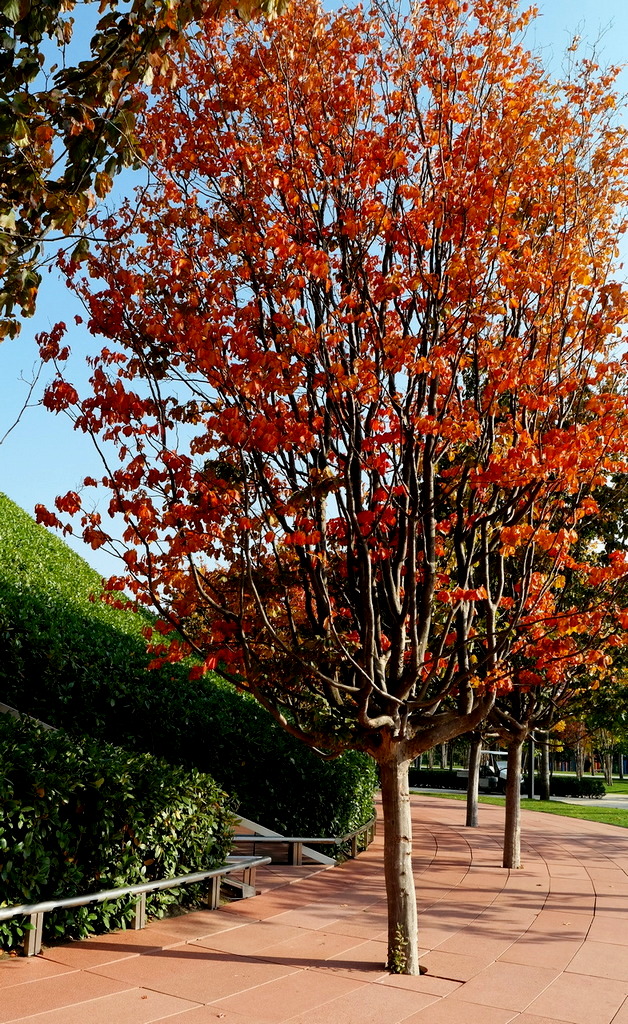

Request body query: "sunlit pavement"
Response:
[3, 793, 628, 1024]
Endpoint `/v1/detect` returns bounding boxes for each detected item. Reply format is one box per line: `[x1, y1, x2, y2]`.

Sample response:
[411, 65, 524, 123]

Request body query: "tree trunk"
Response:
[526, 736, 535, 799]
[503, 737, 525, 869]
[466, 732, 482, 827]
[379, 757, 421, 975]
[604, 752, 613, 786]
[440, 742, 447, 769]
[576, 741, 584, 780]
[538, 730, 551, 801]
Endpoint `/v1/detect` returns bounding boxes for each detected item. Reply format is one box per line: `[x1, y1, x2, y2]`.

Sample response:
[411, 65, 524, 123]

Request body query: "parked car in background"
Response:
[455, 750, 526, 794]
[480, 750, 526, 793]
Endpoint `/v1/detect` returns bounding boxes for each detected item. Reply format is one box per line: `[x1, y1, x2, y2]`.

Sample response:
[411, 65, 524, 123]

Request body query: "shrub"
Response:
[408, 767, 465, 790]
[408, 764, 607, 801]
[122, 679, 378, 837]
[0, 715, 234, 951]
[0, 494, 376, 836]
[549, 775, 606, 799]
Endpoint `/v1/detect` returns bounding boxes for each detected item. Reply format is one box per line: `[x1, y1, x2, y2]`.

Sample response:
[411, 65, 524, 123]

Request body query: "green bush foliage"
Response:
[408, 765, 607, 801]
[146, 684, 378, 837]
[408, 768, 465, 790]
[0, 714, 234, 951]
[0, 494, 376, 835]
[548, 775, 606, 798]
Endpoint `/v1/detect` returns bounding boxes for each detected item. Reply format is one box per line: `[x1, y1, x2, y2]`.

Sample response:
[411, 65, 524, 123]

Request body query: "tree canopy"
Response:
[0, 0, 288, 338]
[37, 0, 628, 973]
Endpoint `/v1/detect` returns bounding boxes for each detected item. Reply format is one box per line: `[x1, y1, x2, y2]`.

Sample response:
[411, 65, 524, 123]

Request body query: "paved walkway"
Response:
[3, 794, 628, 1024]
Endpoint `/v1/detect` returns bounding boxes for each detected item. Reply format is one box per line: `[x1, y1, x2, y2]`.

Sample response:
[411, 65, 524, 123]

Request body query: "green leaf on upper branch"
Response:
[70, 236, 90, 264]
[11, 117, 28, 145]
[0, 0, 29, 25]
[94, 171, 112, 198]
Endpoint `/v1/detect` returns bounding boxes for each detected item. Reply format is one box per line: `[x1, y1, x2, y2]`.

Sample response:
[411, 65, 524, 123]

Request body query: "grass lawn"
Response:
[597, 779, 628, 795]
[417, 790, 628, 829]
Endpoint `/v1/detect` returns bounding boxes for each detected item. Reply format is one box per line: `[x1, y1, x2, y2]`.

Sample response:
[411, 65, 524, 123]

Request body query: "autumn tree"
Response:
[0, 0, 287, 339]
[491, 500, 628, 867]
[564, 676, 628, 779]
[504, 471, 628, 807]
[464, 728, 486, 828]
[38, 0, 628, 974]
[492, 682, 585, 868]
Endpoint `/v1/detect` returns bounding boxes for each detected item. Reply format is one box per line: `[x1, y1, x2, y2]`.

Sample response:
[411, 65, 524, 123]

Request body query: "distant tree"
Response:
[566, 676, 628, 780]
[0, 0, 287, 338]
[492, 686, 571, 867]
[492, 560, 628, 863]
[37, 0, 628, 973]
[464, 729, 485, 828]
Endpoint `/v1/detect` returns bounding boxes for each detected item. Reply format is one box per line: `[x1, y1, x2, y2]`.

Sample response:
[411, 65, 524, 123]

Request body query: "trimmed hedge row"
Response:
[408, 768, 464, 790]
[121, 680, 378, 839]
[0, 494, 377, 837]
[408, 766, 607, 799]
[548, 775, 606, 798]
[0, 715, 234, 951]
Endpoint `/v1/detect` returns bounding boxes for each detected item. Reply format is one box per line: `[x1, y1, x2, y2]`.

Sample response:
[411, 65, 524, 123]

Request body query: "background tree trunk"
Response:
[503, 737, 525, 869]
[538, 730, 551, 801]
[526, 736, 535, 799]
[576, 741, 584, 779]
[466, 732, 482, 827]
[379, 756, 420, 975]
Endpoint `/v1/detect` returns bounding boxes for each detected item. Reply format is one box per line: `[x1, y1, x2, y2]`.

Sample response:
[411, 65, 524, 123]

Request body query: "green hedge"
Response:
[408, 768, 465, 790]
[548, 775, 606, 798]
[0, 494, 376, 836]
[408, 765, 607, 800]
[121, 680, 377, 838]
[0, 715, 234, 951]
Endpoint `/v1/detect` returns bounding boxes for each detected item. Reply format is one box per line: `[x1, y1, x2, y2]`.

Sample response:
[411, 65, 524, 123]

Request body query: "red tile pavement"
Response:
[3, 794, 628, 1024]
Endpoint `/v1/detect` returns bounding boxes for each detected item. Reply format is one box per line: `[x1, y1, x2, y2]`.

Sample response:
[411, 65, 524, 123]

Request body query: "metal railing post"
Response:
[132, 893, 147, 930]
[24, 912, 44, 957]
[207, 874, 221, 910]
[288, 842, 303, 866]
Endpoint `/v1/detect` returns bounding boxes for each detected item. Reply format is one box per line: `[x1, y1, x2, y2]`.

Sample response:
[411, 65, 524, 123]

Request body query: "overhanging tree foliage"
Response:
[38, 0, 628, 974]
[0, 0, 287, 338]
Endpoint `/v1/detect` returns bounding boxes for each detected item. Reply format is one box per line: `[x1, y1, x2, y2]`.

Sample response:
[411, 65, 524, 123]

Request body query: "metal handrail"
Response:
[234, 817, 376, 845]
[233, 816, 377, 865]
[0, 854, 270, 957]
[0, 701, 55, 730]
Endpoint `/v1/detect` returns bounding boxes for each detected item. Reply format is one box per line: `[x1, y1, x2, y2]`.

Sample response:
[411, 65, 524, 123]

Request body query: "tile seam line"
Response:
[0, 984, 206, 1024]
[189, 933, 390, 967]
[221, 974, 375, 1024]
[518, 833, 593, 976]
[609, 992, 628, 1024]
[0, 966, 79, 992]
[84, 961, 305, 1004]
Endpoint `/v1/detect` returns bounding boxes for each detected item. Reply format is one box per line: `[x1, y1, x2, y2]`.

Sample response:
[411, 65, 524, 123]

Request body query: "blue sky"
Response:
[1, 0, 628, 579]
